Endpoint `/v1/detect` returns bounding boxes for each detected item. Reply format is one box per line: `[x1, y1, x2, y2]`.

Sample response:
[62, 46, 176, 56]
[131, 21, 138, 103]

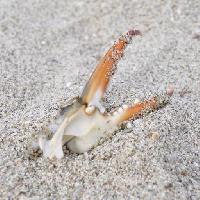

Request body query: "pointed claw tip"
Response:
[128, 29, 142, 37]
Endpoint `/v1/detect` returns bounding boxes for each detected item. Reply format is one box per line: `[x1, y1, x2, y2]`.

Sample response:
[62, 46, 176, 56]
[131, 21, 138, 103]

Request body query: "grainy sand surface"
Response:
[0, 0, 200, 199]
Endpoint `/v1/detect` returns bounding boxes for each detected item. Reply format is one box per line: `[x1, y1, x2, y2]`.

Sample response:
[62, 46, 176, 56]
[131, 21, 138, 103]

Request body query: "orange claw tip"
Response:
[127, 29, 142, 37]
[122, 29, 142, 44]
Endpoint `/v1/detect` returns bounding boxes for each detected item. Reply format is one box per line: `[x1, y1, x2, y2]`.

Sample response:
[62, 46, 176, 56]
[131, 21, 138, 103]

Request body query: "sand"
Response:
[0, 0, 200, 199]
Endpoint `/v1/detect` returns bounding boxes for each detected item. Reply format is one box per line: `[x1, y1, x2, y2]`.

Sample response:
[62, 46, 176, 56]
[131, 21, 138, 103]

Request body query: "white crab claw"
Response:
[39, 137, 64, 159]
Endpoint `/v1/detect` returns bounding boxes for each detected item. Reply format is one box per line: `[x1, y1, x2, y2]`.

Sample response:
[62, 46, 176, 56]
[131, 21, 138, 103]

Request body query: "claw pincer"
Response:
[38, 30, 173, 159]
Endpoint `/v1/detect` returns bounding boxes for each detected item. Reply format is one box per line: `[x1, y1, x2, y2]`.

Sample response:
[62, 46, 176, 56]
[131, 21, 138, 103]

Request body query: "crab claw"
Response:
[112, 89, 174, 125]
[81, 29, 142, 113]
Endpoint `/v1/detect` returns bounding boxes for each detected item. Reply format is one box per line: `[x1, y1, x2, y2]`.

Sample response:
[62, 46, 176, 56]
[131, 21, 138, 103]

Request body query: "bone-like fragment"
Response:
[39, 115, 69, 159]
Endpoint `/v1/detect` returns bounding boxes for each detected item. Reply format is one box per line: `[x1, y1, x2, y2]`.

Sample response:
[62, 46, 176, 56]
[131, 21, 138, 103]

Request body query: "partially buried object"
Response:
[38, 30, 173, 159]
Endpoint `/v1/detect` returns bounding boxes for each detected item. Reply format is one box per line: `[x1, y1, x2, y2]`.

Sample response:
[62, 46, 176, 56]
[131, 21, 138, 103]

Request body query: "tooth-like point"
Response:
[122, 104, 129, 110]
[113, 111, 118, 116]
[118, 107, 123, 113]
[126, 122, 132, 129]
[85, 105, 96, 115]
[134, 98, 140, 104]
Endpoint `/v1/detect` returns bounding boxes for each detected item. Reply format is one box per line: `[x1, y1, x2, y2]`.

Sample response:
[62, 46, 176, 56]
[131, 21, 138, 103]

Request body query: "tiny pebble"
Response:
[126, 122, 132, 129]
[148, 132, 160, 141]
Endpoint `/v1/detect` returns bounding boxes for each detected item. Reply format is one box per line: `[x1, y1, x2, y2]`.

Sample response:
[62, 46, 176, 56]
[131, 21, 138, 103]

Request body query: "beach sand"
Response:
[0, 0, 200, 199]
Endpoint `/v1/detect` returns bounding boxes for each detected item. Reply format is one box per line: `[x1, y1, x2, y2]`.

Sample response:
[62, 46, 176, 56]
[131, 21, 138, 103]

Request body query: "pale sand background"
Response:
[0, 0, 200, 199]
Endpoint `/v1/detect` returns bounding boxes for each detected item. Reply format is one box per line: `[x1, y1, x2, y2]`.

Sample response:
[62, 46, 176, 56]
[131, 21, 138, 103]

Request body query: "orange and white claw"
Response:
[110, 89, 173, 126]
[81, 29, 142, 112]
